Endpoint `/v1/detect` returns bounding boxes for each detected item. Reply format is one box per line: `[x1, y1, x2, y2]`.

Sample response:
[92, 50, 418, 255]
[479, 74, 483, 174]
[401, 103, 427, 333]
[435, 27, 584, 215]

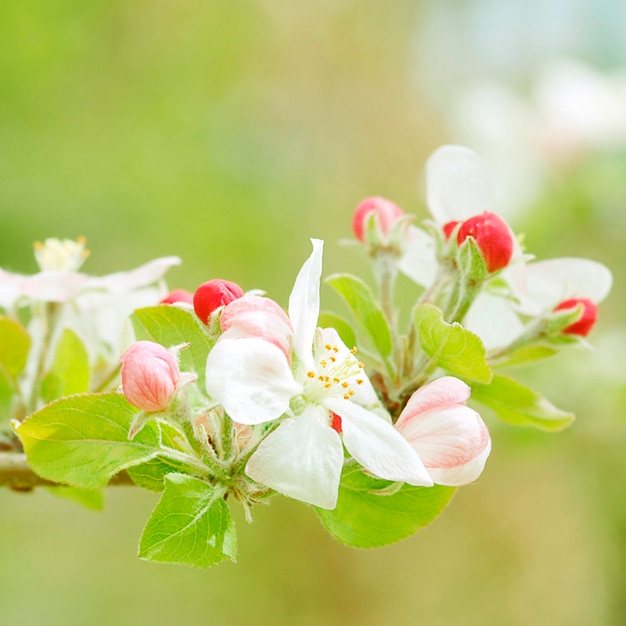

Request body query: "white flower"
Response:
[205, 239, 432, 509]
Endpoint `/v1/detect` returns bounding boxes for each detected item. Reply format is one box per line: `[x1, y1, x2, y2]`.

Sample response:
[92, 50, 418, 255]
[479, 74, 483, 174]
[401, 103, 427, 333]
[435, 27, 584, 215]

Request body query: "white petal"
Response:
[395, 377, 470, 431]
[516, 257, 613, 316]
[325, 397, 433, 487]
[245, 406, 344, 509]
[396, 405, 491, 487]
[288, 239, 323, 369]
[20, 271, 88, 302]
[464, 292, 525, 350]
[398, 225, 438, 288]
[426, 145, 494, 223]
[85, 256, 182, 294]
[205, 337, 302, 425]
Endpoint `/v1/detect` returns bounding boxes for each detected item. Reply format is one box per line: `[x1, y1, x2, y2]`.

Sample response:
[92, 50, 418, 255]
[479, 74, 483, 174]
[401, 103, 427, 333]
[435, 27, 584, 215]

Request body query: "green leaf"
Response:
[138, 473, 237, 568]
[317, 311, 357, 349]
[0, 365, 15, 424]
[457, 237, 489, 282]
[325, 274, 393, 357]
[17, 393, 164, 488]
[46, 486, 105, 511]
[471, 374, 574, 432]
[40, 328, 90, 403]
[0, 316, 31, 378]
[317, 464, 456, 548]
[413, 303, 492, 383]
[491, 344, 559, 368]
[132, 306, 214, 389]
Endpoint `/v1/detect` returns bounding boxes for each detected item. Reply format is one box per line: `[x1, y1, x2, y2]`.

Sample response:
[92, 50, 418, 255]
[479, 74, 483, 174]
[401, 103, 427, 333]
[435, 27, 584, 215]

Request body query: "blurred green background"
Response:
[1, 1, 625, 624]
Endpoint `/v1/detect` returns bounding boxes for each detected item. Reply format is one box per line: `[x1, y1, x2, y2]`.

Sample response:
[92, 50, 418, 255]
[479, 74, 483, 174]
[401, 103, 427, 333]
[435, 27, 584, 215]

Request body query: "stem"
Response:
[0, 453, 134, 490]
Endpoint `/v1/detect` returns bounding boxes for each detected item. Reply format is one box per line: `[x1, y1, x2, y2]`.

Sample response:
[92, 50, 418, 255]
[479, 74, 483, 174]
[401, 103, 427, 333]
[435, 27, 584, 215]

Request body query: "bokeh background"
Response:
[1, 1, 625, 624]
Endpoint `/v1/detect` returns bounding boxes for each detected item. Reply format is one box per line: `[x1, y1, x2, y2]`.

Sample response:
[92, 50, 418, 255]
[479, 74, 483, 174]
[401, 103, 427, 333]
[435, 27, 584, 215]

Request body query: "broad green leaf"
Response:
[0, 317, 31, 377]
[325, 274, 393, 357]
[138, 473, 237, 568]
[40, 328, 90, 403]
[317, 311, 357, 349]
[17, 393, 164, 488]
[317, 464, 456, 548]
[413, 303, 492, 383]
[132, 306, 214, 389]
[46, 486, 105, 511]
[471, 374, 574, 432]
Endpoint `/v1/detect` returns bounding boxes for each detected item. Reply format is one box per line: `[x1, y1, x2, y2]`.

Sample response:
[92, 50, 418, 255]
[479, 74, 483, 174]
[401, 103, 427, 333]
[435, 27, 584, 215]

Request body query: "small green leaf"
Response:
[317, 311, 357, 349]
[413, 303, 492, 383]
[471, 374, 575, 432]
[17, 393, 163, 488]
[0, 365, 15, 424]
[491, 344, 559, 368]
[138, 473, 237, 568]
[132, 306, 214, 389]
[40, 328, 90, 403]
[457, 237, 489, 282]
[0, 317, 31, 378]
[46, 486, 105, 511]
[317, 465, 456, 548]
[325, 274, 393, 357]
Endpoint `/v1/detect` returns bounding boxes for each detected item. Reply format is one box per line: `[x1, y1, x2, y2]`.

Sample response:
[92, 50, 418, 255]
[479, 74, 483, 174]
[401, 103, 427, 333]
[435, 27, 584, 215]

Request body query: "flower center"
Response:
[34, 237, 89, 272]
[303, 342, 365, 404]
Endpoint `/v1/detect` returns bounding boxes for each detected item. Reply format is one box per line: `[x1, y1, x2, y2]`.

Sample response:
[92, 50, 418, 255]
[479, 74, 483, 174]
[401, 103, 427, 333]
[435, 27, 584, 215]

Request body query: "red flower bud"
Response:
[442, 220, 461, 239]
[457, 212, 514, 273]
[160, 289, 194, 305]
[193, 279, 244, 324]
[554, 298, 598, 336]
[352, 196, 404, 242]
[120, 341, 180, 412]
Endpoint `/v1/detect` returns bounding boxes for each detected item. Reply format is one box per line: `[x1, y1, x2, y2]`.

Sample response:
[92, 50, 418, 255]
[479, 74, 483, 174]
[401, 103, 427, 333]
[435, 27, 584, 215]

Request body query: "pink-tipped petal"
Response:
[395, 377, 471, 430]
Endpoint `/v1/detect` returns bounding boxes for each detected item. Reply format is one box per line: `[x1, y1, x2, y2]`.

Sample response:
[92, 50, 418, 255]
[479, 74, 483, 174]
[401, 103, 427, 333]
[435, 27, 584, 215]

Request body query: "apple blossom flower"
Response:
[352, 196, 404, 243]
[193, 279, 244, 324]
[465, 257, 612, 350]
[399, 145, 519, 287]
[120, 341, 181, 412]
[205, 239, 432, 509]
[395, 377, 491, 486]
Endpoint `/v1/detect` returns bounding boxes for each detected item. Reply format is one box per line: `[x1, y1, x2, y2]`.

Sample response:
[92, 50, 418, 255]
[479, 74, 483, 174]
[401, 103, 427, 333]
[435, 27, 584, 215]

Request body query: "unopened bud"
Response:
[457, 212, 514, 273]
[554, 298, 598, 336]
[193, 279, 244, 324]
[160, 289, 194, 305]
[352, 196, 404, 243]
[120, 341, 180, 412]
[442, 220, 461, 239]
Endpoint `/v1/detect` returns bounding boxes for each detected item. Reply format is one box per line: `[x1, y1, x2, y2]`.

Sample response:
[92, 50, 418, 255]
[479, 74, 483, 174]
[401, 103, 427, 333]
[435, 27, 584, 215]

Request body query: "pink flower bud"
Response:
[442, 220, 461, 239]
[221, 295, 293, 359]
[554, 297, 598, 336]
[193, 279, 244, 324]
[120, 341, 180, 412]
[352, 196, 404, 242]
[395, 377, 491, 486]
[160, 289, 194, 305]
[457, 211, 514, 273]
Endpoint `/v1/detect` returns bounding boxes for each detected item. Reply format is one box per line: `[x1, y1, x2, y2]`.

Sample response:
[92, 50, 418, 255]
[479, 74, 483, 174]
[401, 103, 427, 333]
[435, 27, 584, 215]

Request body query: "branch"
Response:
[0, 452, 134, 491]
